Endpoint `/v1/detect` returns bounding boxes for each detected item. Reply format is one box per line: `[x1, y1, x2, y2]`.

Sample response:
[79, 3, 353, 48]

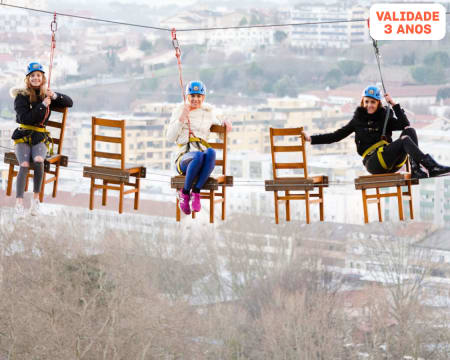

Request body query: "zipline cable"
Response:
[0, 146, 421, 187]
[0, 3, 368, 32]
[3, 3, 450, 32]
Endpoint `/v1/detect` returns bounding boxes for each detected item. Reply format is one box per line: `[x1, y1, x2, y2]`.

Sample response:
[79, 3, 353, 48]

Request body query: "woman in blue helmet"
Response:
[11, 62, 73, 217]
[303, 85, 450, 179]
[166, 80, 231, 215]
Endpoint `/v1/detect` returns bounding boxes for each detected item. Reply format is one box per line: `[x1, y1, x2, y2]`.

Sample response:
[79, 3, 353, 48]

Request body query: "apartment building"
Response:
[161, 9, 274, 52]
[77, 115, 174, 170]
[0, 1, 47, 33]
[289, 5, 369, 49]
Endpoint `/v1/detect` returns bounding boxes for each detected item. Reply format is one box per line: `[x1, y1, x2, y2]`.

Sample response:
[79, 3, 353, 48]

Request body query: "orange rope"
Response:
[41, 13, 57, 126]
[171, 28, 195, 138]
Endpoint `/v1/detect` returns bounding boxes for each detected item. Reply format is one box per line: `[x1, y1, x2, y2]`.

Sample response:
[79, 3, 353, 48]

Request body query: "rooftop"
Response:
[415, 229, 450, 251]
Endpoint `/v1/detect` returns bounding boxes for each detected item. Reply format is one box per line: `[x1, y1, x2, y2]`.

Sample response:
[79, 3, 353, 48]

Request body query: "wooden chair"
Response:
[82, 117, 146, 214]
[354, 159, 419, 223]
[4, 106, 69, 202]
[170, 124, 233, 223]
[264, 127, 329, 224]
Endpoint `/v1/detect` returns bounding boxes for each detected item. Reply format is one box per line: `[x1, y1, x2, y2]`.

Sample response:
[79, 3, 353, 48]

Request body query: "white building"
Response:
[0, 0, 48, 33]
[161, 9, 274, 52]
[289, 5, 369, 49]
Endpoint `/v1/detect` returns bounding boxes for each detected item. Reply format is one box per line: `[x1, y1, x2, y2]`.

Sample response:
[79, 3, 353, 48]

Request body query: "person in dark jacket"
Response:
[11, 62, 73, 217]
[303, 85, 450, 179]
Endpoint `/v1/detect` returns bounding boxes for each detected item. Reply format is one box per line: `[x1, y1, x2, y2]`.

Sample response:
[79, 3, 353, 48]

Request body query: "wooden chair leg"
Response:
[119, 182, 124, 214]
[319, 186, 324, 221]
[407, 182, 414, 220]
[305, 190, 310, 224]
[221, 187, 226, 221]
[134, 178, 140, 210]
[6, 164, 14, 196]
[376, 188, 382, 222]
[102, 180, 108, 206]
[397, 185, 404, 221]
[285, 190, 291, 222]
[362, 189, 369, 224]
[176, 197, 181, 222]
[209, 190, 214, 223]
[274, 191, 279, 224]
[52, 164, 60, 197]
[89, 178, 95, 210]
[39, 170, 46, 203]
[192, 192, 196, 219]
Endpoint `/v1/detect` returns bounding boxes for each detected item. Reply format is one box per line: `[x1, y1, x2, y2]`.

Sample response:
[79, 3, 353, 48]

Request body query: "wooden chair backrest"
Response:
[91, 117, 126, 169]
[46, 107, 68, 155]
[209, 124, 227, 176]
[269, 127, 308, 180]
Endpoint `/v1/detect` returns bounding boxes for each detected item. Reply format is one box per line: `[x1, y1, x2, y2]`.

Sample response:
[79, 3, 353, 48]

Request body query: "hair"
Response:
[360, 96, 382, 111]
[24, 72, 47, 103]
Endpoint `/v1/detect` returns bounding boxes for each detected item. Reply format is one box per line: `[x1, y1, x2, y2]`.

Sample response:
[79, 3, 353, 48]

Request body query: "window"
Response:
[249, 161, 261, 178]
[230, 160, 243, 177]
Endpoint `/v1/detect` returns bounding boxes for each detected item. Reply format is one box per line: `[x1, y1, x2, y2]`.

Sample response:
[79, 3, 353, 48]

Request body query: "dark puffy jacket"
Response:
[11, 87, 73, 145]
[311, 104, 409, 156]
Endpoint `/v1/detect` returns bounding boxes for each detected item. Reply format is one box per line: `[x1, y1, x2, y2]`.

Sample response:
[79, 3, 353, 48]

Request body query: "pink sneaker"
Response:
[191, 192, 201, 212]
[178, 190, 191, 215]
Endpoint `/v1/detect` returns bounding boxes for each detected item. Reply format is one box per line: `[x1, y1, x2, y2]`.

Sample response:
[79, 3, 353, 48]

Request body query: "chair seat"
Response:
[3, 152, 68, 167]
[355, 172, 419, 190]
[83, 165, 146, 182]
[171, 175, 219, 191]
[265, 175, 328, 191]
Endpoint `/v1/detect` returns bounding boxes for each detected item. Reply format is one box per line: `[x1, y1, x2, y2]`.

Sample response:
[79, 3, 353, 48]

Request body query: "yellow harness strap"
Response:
[177, 136, 211, 149]
[362, 140, 389, 159]
[376, 146, 388, 170]
[395, 155, 408, 169]
[18, 124, 47, 132]
[175, 154, 183, 174]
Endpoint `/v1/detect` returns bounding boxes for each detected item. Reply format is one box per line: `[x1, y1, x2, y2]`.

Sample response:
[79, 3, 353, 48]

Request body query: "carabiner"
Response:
[50, 13, 57, 33]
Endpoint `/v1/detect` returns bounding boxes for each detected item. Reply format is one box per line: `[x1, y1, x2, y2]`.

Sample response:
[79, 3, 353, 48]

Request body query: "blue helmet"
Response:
[186, 80, 206, 96]
[27, 62, 45, 76]
[363, 85, 382, 101]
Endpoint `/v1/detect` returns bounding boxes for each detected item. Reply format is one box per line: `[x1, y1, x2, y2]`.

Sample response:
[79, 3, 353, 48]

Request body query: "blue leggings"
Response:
[179, 148, 216, 193]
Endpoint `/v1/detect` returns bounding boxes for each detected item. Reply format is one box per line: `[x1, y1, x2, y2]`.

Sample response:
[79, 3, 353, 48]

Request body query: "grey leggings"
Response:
[15, 142, 47, 198]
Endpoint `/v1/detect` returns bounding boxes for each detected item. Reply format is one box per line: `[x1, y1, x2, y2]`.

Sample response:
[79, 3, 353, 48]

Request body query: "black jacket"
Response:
[11, 87, 73, 145]
[310, 104, 409, 156]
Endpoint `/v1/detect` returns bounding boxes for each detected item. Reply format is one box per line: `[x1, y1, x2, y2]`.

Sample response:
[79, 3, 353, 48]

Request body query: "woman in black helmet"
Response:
[11, 62, 73, 217]
[303, 85, 450, 179]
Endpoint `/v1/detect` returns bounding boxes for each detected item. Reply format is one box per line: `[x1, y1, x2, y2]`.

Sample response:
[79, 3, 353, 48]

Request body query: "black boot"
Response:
[410, 158, 428, 179]
[421, 154, 450, 178]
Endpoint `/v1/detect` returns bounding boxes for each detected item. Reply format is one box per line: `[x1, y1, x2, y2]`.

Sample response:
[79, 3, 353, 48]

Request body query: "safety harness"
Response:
[14, 124, 54, 155]
[171, 28, 211, 174]
[362, 140, 407, 171]
[175, 137, 211, 174]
